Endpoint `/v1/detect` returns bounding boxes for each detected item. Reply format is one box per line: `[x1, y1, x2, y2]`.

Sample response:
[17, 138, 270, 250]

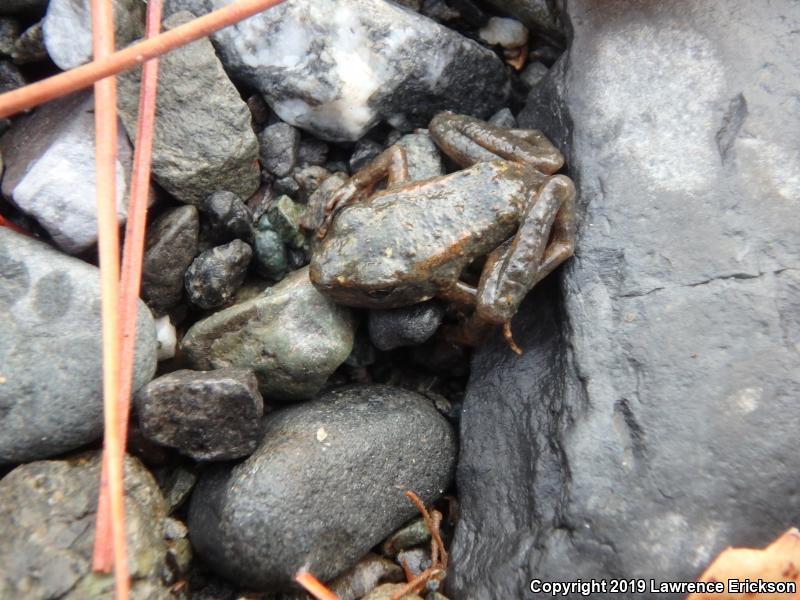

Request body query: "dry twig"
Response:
[92, 0, 164, 574]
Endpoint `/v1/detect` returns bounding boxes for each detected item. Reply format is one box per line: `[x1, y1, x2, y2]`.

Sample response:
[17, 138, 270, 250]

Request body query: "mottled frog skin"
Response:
[309, 112, 576, 350]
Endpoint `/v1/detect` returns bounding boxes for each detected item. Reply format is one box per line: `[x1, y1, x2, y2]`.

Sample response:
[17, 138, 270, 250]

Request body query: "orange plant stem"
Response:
[92, 0, 163, 574]
[295, 571, 341, 600]
[0, 0, 287, 119]
[91, 0, 128, 597]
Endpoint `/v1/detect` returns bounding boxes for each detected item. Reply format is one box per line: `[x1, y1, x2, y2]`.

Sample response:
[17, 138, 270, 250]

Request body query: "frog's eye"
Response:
[366, 288, 395, 299]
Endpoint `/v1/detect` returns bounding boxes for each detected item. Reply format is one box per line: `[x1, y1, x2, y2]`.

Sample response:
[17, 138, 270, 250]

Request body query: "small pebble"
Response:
[488, 107, 517, 129]
[382, 518, 431, 558]
[155, 315, 177, 361]
[266, 194, 306, 249]
[272, 174, 300, 197]
[368, 301, 445, 351]
[520, 61, 549, 88]
[297, 136, 329, 167]
[254, 217, 288, 281]
[0, 59, 24, 93]
[293, 165, 331, 203]
[396, 547, 431, 579]
[185, 239, 252, 309]
[12, 20, 46, 64]
[134, 368, 264, 461]
[364, 584, 423, 600]
[0, 18, 19, 57]
[203, 190, 253, 243]
[396, 131, 444, 181]
[349, 139, 384, 172]
[329, 554, 405, 600]
[259, 121, 300, 177]
[479, 16, 529, 49]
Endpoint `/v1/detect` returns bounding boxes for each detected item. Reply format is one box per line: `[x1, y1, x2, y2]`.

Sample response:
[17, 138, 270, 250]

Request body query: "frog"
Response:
[307, 112, 576, 353]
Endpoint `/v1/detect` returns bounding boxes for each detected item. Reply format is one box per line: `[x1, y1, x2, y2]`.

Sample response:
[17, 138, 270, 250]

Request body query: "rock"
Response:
[155, 463, 198, 513]
[142, 205, 200, 315]
[396, 548, 430, 579]
[395, 132, 444, 181]
[134, 368, 264, 461]
[368, 301, 445, 351]
[0, 59, 24, 93]
[0, 230, 157, 465]
[202, 190, 253, 243]
[253, 216, 288, 280]
[181, 267, 355, 400]
[43, 0, 145, 70]
[488, 107, 517, 129]
[297, 136, 330, 167]
[163, 517, 192, 586]
[207, 0, 510, 141]
[188, 385, 456, 587]
[259, 121, 300, 177]
[293, 165, 331, 203]
[0, 91, 134, 254]
[382, 518, 431, 558]
[154, 315, 177, 361]
[118, 12, 260, 205]
[450, 1, 800, 597]
[273, 174, 300, 197]
[11, 19, 46, 63]
[349, 138, 384, 173]
[0, 0, 48, 16]
[478, 17, 528, 49]
[520, 61, 548, 88]
[184, 239, 252, 310]
[329, 554, 405, 600]
[364, 584, 423, 600]
[0, 453, 171, 598]
[0, 18, 19, 57]
[480, 0, 563, 47]
[266, 194, 306, 249]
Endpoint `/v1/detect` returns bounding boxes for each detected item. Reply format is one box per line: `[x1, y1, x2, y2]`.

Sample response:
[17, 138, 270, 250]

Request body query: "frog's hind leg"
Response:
[474, 175, 576, 352]
[313, 145, 409, 238]
[429, 112, 564, 174]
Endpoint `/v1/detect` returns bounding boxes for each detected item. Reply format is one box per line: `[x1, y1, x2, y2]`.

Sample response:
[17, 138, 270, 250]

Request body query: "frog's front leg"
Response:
[476, 175, 576, 352]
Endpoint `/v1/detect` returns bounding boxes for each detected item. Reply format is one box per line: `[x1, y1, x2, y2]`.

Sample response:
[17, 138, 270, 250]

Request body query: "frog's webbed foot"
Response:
[476, 174, 577, 332]
[314, 145, 409, 239]
[429, 112, 564, 174]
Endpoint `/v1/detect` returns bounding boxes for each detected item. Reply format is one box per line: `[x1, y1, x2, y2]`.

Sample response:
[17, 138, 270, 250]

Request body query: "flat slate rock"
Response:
[0, 230, 157, 465]
[188, 385, 456, 588]
[180, 266, 354, 401]
[118, 12, 260, 205]
[206, 0, 510, 141]
[449, 1, 800, 598]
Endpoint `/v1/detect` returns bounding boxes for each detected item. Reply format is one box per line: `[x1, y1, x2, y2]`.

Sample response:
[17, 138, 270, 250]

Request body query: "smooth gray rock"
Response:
[0, 453, 172, 599]
[520, 60, 548, 88]
[207, 0, 510, 141]
[396, 131, 444, 181]
[188, 385, 456, 588]
[0, 91, 133, 254]
[118, 12, 260, 205]
[253, 218, 288, 280]
[0, 230, 157, 465]
[184, 239, 252, 310]
[43, 0, 145, 70]
[142, 205, 200, 315]
[450, 1, 800, 598]
[488, 107, 517, 129]
[134, 368, 264, 461]
[259, 121, 300, 177]
[368, 301, 444, 351]
[181, 267, 355, 400]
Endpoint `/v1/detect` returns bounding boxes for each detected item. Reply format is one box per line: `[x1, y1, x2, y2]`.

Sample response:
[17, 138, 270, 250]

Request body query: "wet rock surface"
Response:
[0, 91, 133, 254]
[118, 12, 260, 205]
[181, 267, 355, 400]
[202, 191, 253, 244]
[184, 239, 252, 309]
[141, 205, 200, 315]
[0, 230, 157, 465]
[0, 453, 171, 599]
[369, 301, 445, 351]
[450, 1, 800, 597]
[134, 368, 264, 461]
[207, 0, 510, 141]
[188, 385, 456, 588]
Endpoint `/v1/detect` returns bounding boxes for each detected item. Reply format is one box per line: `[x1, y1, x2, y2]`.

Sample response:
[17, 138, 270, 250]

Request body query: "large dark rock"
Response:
[0, 230, 157, 465]
[449, 1, 800, 598]
[206, 0, 510, 141]
[188, 385, 456, 589]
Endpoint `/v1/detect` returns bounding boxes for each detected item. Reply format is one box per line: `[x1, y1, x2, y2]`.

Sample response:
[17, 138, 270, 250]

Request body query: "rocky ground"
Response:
[0, 0, 798, 599]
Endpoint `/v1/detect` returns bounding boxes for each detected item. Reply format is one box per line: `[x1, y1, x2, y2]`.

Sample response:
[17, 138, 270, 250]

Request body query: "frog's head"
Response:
[309, 205, 438, 309]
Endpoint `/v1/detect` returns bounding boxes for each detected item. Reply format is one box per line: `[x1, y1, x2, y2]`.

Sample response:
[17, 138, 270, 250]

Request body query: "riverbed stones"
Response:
[449, 1, 800, 597]
[43, 0, 145, 70]
[134, 368, 264, 461]
[117, 12, 260, 205]
[181, 267, 355, 400]
[184, 239, 252, 310]
[0, 453, 172, 599]
[202, 191, 253, 244]
[0, 230, 157, 465]
[142, 205, 200, 315]
[0, 91, 133, 254]
[259, 121, 300, 178]
[206, 0, 510, 141]
[188, 385, 456, 587]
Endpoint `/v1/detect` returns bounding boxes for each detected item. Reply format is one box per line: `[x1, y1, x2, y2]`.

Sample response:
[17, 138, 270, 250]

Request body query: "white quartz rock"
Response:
[479, 17, 529, 49]
[155, 315, 177, 361]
